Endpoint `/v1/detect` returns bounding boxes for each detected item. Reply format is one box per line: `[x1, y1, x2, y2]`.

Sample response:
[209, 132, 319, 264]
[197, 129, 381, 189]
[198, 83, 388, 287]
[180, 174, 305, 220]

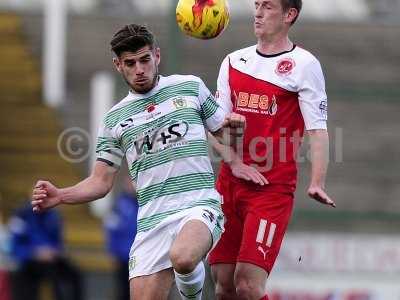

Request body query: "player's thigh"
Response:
[208, 179, 243, 266]
[238, 191, 294, 274]
[130, 268, 174, 300]
[170, 206, 224, 269]
[170, 219, 211, 271]
[208, 210, 242, 265]
[129, 225, 174, 279]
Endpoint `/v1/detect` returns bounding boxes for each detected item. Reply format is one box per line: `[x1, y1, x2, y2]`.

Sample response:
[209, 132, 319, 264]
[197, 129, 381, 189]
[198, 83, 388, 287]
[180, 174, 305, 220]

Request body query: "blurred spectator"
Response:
[0, 209, 12, 300]
[0, 210, 11, 264]
[104, 177, 138, 300]
[8, 204, 83, 300]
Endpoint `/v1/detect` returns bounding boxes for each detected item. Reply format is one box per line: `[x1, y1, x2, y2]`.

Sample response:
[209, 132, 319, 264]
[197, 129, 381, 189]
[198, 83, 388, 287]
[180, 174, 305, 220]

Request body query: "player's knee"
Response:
[235, 278, 264, 299]
[169, 248, 197, 274]
[213, 271, 236, 300]
[215, 283, 237, 300]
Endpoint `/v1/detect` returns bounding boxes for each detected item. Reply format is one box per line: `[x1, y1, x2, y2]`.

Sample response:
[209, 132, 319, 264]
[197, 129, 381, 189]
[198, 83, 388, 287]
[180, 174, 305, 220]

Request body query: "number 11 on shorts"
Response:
[256, 219, 276, 247]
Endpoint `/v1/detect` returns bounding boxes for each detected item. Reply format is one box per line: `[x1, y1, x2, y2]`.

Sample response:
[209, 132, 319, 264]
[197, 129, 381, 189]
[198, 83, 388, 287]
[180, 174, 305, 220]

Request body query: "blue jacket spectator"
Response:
[104, 177, 138, 300]
[9, 206, 63, 264]
[104, 191, 139, 262]
[0, 210, 12, 300]
[8, 204, 83, 300]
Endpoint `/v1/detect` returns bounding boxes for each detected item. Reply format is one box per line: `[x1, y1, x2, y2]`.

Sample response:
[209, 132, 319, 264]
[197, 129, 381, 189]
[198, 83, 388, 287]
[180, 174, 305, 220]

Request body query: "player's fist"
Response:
[307, 186, 336, 208]
[222, 113, 246, 131]
[214, 113, 246, 146]
[220, 113, 246, 144]
[32, 180, 61, 213]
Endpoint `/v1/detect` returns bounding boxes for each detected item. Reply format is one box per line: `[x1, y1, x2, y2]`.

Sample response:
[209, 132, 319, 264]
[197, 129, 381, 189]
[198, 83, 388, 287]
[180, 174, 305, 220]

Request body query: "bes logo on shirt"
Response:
[134, 120, 189, 155]
[235, 91, 278, 116]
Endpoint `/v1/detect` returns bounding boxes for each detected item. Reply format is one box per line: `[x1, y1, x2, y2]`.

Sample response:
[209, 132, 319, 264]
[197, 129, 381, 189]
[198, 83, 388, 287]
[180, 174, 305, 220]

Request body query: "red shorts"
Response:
[208, 174, 294, 274]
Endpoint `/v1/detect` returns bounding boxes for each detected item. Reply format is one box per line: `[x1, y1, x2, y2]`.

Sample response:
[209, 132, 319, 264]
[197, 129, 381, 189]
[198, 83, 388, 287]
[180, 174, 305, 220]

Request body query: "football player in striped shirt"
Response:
[32, 24, 247, 300]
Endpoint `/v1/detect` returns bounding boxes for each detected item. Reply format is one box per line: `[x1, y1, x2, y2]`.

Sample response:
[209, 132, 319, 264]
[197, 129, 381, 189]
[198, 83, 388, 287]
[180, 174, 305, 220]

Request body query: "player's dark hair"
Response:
[110, 24, 156, 57]
[281, 0, 302, 25]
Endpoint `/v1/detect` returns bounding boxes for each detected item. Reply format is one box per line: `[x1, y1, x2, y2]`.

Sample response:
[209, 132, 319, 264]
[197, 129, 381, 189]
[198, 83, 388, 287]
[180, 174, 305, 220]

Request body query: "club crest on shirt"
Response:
[319, 100, 328, 118]
[129, 256, 136, 271]
[275, 58, 296, 76]
[172, 97, 187, 109]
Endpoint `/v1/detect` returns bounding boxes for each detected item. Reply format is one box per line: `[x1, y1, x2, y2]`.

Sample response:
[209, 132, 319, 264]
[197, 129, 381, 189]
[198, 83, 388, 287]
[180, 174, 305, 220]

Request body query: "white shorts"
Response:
[128, 206, 224, 279]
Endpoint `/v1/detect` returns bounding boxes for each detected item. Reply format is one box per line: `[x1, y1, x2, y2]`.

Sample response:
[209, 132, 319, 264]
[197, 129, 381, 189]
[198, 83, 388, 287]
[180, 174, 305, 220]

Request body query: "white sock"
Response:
[174, 261, 205, 300]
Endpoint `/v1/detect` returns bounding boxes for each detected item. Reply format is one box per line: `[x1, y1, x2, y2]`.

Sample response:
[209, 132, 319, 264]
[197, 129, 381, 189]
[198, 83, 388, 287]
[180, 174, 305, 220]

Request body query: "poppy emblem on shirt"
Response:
[275, 58, 296, 76]
[147, 104, 156, 113]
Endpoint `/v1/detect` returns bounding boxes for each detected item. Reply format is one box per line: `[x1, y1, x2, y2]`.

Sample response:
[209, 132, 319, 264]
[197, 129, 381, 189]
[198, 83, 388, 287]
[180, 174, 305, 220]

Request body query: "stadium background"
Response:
[0, 0, 399, 299]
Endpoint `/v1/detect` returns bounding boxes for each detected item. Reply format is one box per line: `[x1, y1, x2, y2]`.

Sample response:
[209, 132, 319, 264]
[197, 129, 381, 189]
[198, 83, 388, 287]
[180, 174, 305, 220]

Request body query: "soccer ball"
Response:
[176, 0, 230, 40]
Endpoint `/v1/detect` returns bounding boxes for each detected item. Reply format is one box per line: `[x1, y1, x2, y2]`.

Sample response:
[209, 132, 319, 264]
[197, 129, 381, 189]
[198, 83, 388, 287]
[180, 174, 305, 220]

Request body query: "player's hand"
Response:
[216, 113, 246, 145]
[32, 180, 62, 213]
[230, 160, 269, 186]
[222, 113, 246, 135]
[307, 186, 336, 208]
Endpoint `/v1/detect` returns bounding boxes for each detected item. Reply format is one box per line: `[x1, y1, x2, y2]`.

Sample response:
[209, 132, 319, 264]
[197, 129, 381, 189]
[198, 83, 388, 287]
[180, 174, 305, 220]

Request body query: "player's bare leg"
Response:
[169, 220, 212, 300]
[130, 268, 174, 300]
[211, 263, 241, 300]
[234, 262, 269, 300]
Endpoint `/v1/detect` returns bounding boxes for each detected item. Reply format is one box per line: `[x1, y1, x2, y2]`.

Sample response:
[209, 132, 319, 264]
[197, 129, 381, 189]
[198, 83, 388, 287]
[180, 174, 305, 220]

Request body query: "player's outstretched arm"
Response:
[307, 129, 336, 208]
[207, 132, 268, 186]
[32, 161, 118, 213]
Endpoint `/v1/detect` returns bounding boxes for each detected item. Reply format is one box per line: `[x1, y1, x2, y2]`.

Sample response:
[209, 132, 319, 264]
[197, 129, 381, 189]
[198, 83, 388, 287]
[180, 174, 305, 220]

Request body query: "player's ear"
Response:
[285, 7, 298, 25]
[154, 47, 161, 66]
[113, 57, 122, 73]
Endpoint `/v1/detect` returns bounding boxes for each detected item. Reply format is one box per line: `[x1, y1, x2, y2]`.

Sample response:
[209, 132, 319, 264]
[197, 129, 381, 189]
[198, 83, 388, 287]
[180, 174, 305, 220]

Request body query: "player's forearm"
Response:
[207, 132, 240, 165]
[59, 173, 113, 205]
[308, 129, 329, 188]
[211, 128, 230, 146]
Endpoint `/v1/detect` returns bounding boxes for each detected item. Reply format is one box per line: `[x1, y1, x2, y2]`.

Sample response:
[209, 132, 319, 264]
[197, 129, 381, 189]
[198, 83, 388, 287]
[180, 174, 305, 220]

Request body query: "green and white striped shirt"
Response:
[96, 75, 226, 233]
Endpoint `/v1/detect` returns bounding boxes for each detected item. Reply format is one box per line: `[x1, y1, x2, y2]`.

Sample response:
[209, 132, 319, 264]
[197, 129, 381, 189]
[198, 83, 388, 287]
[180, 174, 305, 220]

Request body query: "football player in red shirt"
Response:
[208, 1, 336, 299]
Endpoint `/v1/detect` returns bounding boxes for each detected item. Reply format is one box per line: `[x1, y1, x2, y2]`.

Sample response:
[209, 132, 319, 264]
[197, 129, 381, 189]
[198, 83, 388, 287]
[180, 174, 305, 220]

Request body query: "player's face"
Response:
[113, 45, 160, 94]
[253, 0, 293, 39]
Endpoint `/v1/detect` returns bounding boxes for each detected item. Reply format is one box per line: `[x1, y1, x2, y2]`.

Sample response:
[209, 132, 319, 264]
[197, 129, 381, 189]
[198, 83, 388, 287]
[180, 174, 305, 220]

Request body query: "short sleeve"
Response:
[96, 121, 124, 168]
[198, 78, 227, 133]
[216, 55, 233, 114]
[298, 59, 328, 130]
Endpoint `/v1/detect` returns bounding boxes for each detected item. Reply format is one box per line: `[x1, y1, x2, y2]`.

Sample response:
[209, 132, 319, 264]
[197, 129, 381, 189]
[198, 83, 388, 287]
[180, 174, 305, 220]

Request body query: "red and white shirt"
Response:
[217, 44, 328, 189]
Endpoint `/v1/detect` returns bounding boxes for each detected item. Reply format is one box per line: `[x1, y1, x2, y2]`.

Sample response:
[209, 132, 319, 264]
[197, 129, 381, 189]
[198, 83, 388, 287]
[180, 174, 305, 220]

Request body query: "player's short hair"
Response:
[281, 0, 302, 25]
[110, 24, 156, 57]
